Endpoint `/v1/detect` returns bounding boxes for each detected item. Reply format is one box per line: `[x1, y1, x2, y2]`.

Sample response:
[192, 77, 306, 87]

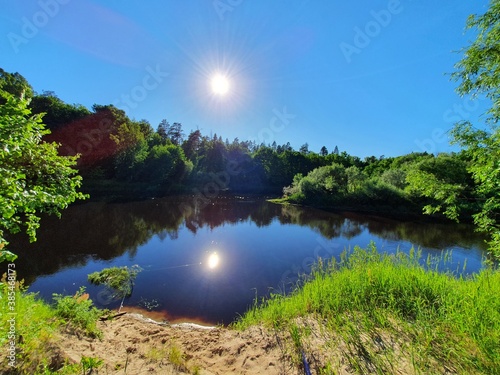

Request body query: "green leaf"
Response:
[0, 250, 18, 263]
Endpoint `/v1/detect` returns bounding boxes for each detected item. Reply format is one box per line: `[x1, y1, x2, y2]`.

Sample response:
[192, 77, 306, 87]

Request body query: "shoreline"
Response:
[119, 305, 219, 328]
[126, 312, 216, 331]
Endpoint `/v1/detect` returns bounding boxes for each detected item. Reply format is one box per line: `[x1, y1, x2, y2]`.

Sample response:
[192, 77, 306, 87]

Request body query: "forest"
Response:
[0, 33, 500, 253]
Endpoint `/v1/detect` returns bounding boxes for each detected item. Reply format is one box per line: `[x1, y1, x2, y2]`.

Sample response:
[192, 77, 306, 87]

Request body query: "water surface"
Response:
[11, 196, 487, 325]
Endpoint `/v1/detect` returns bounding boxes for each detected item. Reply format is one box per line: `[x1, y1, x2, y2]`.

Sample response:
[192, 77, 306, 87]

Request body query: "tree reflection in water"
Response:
[9, 196, 488, 284]
[8, 196, 488, 324]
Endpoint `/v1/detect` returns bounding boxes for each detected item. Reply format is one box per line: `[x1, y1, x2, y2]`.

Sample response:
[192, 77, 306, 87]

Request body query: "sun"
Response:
[211, 74, 230, 96]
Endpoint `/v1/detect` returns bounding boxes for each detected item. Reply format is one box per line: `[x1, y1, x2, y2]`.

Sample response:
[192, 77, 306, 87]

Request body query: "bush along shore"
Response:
[0, 244, 499, 374]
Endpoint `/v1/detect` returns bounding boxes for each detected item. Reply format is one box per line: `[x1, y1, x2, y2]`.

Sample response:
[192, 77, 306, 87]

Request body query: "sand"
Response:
[57, 312, 291, 374]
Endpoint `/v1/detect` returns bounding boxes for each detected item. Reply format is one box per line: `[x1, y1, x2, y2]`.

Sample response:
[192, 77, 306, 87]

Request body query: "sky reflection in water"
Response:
[12, 196, 488, 325]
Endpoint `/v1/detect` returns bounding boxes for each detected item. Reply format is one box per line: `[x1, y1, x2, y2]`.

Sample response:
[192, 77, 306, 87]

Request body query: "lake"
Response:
[10, 195, 487, 325]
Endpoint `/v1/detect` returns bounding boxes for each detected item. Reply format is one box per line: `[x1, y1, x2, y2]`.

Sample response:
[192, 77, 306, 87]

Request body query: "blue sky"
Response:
[0, 0, 491, 157]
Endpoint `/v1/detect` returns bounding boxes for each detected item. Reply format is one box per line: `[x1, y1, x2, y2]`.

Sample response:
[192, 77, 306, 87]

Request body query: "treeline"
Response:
[282, 152, 476, 220]
[0, 68, 380, 198]
[29, 91, 472, 221]
[0, 68, 492, 227]
[25, 95, 366, 196]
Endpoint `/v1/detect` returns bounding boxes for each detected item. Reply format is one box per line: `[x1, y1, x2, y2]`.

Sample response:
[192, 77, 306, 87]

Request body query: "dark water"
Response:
[9, 196, 487, 325]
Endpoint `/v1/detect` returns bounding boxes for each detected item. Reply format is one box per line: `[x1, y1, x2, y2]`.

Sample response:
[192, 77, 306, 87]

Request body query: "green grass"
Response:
[0, 286, 62, 374]
[52, 286, 104, 339]
[235, 243, 500, 374]
[0, 282, 104, 374]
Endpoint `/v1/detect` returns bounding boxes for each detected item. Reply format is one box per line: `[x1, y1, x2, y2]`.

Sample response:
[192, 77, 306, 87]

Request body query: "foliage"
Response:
[80, 356, 103, 375]
[450, 123, 500, 255]
[0, 243, 17, 263]
[0, 89, 88, 256]
[279, 150, 484, 222]
[88, 265, 142, 311]
[0, 68, 34, 99]
[405, 154, 472, 221]
[29, 93, 91, 131]
[379, 168, 406, 189]
[0, 285, 60, 373]
[236, 244, 500, 373]
[452, 0, 500, 123]
[451, 0, 500, 256]
[52, 287, 103, 338]
[1, 67, 494, 249]
[284, 163, 348, 202]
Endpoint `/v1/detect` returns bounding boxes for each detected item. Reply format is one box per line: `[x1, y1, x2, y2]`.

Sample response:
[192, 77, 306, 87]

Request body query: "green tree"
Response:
[157, 119, 169, 141]
[299, 142, 309, 154]
[312, 163, 347, 194]
[284, 163, 348, 201]
[452, 0, 500, 123]
[320, 145, 328, 156]
[451, 0, 500, 255]
[346, 165, 366, 193]
[168, 122, 184, 145]
[182, 129, 201, 161]
[451, 123, 500, 253]
[405, 154, 471, 221]
[29, 92, 90, 130]
[0, 90, 87, 261]
[0, 68, 34, 99]
[380, 168, 407, 190]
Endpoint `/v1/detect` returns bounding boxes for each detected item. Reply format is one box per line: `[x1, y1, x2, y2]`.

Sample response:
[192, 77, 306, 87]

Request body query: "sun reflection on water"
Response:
[207, 252, 220, 269]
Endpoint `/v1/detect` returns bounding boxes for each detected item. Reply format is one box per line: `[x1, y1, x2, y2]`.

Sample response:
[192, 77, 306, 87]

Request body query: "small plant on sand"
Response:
[80, 356, 103, 375]
[145, 346, 168, 363]
[88, 265, 142, 312]
[168, 341, 188, 372]
[52, 286, 103, 338]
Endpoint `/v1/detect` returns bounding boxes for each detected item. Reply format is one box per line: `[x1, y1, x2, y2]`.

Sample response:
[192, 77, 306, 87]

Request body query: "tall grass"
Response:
[0, 288, 61, 374]
[0, 283, 104, 374]
[235, 243, 500, 374]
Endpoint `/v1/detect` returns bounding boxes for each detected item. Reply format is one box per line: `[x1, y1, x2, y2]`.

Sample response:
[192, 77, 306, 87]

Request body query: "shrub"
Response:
[52, 287, 102, 338]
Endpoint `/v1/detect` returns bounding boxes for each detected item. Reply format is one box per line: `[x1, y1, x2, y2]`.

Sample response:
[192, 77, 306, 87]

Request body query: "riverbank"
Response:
[2, 245, 499, 374]
[268, 196, 464, 224]
[236, 244, 500, 374]
[0, 288, 283, 374]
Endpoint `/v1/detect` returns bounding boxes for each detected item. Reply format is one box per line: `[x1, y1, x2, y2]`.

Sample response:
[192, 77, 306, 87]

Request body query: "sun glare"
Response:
[207, 252, 220, 269]
[211, 74, 230, 96]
